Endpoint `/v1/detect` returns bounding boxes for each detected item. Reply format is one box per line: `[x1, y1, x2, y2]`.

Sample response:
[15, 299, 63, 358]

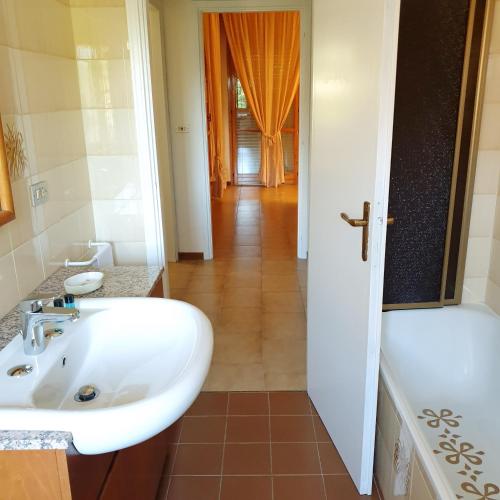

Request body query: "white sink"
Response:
[0, 298, 213, 454]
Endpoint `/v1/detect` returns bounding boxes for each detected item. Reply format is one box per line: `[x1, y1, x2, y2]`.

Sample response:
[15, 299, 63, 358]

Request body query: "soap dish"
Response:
[64, 272, 104, 296]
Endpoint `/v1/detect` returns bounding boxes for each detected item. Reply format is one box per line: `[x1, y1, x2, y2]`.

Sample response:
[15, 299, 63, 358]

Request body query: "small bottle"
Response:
[53, 297, 64, 308]
[64, 294, 76, 309]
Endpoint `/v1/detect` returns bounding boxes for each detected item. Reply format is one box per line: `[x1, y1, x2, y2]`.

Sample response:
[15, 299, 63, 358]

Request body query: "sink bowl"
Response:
[0, 298, 213, 454]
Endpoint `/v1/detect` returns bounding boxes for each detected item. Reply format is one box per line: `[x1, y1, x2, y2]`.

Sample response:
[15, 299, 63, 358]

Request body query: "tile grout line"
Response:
[164, 417, 184, 500]
[217, 393, 230, 500]
[310, 398, 328, 500]
[268, 391, 274, 500]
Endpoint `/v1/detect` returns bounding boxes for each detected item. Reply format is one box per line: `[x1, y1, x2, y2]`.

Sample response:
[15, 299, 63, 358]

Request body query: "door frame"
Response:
[196, 1, 311, 259]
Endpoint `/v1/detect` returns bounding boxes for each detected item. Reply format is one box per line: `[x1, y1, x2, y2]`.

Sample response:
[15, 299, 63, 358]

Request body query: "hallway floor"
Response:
[168, 185, 307, 391]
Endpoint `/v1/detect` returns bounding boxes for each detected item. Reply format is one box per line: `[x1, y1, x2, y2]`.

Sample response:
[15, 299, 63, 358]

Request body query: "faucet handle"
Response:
[30, 300, 43, 313]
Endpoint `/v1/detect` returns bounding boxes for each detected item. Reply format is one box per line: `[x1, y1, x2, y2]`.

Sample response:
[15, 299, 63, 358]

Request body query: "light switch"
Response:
[30, 181, 49, 207]
[176, 125, 190, 133]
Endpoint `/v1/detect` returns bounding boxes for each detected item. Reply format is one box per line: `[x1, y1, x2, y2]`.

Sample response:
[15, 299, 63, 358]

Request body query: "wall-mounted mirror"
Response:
[0, 115, 15, 226]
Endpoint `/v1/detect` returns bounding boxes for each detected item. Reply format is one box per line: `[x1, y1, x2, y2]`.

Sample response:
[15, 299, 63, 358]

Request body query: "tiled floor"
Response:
[163, 392, 380, 500]
[168, 185, 307, 391]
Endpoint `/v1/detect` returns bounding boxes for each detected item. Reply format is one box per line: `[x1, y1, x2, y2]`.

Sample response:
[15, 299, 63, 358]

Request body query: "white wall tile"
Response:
[486, 278, 500, 314]
[71, 6, 129, 60]
[81, 109, 136, 155]
[39, 210, 82, 276]
[93, 200, 145, 243]
[24, 110, 87, 173]
[34, 158, 92, 233]
[0, 253, 20, 318]
[4, 0, 75, 58]
[113, 242, 147, 265]
[474, 151, 500, 194]
[88, 155, 141, 200]
[489, 0, 500, 55]
[15, 50, 81, 113]
[8, 178, 37, 249]
[464, 237, 492, 278]
[0, 46, 21, 114]
[468, 194, 497, 238]
[484, 54, 500, 103]
[488, 238, 500, 285]
[77, 59, 132, 109]
[12, 237, 44, 298]
[462, 277, 488, 303]
[478, 103, 500, 150]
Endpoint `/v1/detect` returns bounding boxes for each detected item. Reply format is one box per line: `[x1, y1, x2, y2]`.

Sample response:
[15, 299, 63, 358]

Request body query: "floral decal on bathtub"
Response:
[418, 408, 462, 428]
[434, 428, 485, 466]
[417, 408, 499, 500]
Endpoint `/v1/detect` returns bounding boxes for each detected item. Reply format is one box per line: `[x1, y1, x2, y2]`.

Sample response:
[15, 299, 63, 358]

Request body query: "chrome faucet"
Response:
[21, 300, 80, 355]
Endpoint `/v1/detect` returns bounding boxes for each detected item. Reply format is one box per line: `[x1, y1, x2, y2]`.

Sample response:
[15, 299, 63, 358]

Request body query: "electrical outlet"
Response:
[30, 181, 49, 207]
[176, 125, 190, 133]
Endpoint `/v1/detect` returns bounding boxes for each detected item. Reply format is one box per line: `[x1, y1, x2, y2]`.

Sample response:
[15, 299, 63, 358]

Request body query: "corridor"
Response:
[168, 185, 307, 391]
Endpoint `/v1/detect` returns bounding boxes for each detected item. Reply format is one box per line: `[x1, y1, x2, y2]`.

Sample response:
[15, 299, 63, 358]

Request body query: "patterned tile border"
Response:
[418, 409, 499, 499]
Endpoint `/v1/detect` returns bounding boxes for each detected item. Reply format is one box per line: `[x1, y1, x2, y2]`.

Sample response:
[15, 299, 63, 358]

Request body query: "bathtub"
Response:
[377, 304, 500, 500]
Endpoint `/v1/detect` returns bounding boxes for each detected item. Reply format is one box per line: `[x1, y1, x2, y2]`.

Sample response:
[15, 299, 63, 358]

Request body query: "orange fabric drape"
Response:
[223, 12, 300, 187]
[203, 13, 227, 198]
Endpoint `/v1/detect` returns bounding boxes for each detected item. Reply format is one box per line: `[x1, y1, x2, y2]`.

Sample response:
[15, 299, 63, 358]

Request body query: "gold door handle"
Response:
[340, 201, 370, 261]
[387, 215, 395, 225]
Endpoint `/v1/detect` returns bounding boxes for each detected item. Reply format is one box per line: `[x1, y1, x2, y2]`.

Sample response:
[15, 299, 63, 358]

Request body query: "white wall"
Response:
[162, 0, 311, 258]
[0, 0, 95, 319]
[463, 0, 500, 311]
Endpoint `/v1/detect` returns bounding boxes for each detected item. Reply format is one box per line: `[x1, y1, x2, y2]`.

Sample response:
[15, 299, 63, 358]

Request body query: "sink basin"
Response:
[0, 298, 213, 454]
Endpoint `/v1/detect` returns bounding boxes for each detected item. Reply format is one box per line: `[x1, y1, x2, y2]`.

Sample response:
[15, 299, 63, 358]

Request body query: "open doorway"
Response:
[202, 11, 302, 260]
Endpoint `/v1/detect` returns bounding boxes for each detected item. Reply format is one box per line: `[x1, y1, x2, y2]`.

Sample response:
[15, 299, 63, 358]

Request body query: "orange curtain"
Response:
[223, 12, 300, 187]
[203, 13, 227, 198]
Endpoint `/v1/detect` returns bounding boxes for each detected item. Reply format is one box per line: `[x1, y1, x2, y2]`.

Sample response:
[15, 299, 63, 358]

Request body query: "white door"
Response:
[307, 0, 400, 494]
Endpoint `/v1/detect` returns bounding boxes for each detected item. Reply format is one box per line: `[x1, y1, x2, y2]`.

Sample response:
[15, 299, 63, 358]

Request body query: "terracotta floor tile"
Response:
[270, 415, 316, 442]
[213, 333, 263, 364]
[186, 274, 225, 292]
[181, 292, 221, 313]
[318, 443, 348, 474]
[225, 271, 262, 288]
[186, 392, 228, 416]
[263, 291, 304, 312]
[179, 416, 226, 443]
[172, 444, 223, 475]
[262, 273, 300, 291]
[221, 287, 262, 308]
[324, 475, 380, 499]
[203, 363, 266, 391]
[220, 476, 272, 500]
[273, 476, 326, 500]
[163, 419, 183, 444]
[169, 272, 192, 289]
[217, 308, 262, 334]
[223, 443, 271, 475]
[262, 339, 306, 373]
[226, 416, 270, 442]
[264, 371, 307, 391]
[269, 391, 311, 415]
[166, 476, 220, 500]
[262, 312, 306, 339]
[228, 392, 269, 415]
[271, 443, 321, 474]
[313, 416, 332, 442]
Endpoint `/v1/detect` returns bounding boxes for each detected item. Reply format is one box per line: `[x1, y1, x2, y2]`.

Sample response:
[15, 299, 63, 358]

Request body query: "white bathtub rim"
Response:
[379, 353, 455, 500]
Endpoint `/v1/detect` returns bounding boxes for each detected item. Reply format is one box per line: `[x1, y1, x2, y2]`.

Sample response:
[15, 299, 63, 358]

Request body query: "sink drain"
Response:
[74, 384, 100, 403]
[7, 364, 33, 377]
